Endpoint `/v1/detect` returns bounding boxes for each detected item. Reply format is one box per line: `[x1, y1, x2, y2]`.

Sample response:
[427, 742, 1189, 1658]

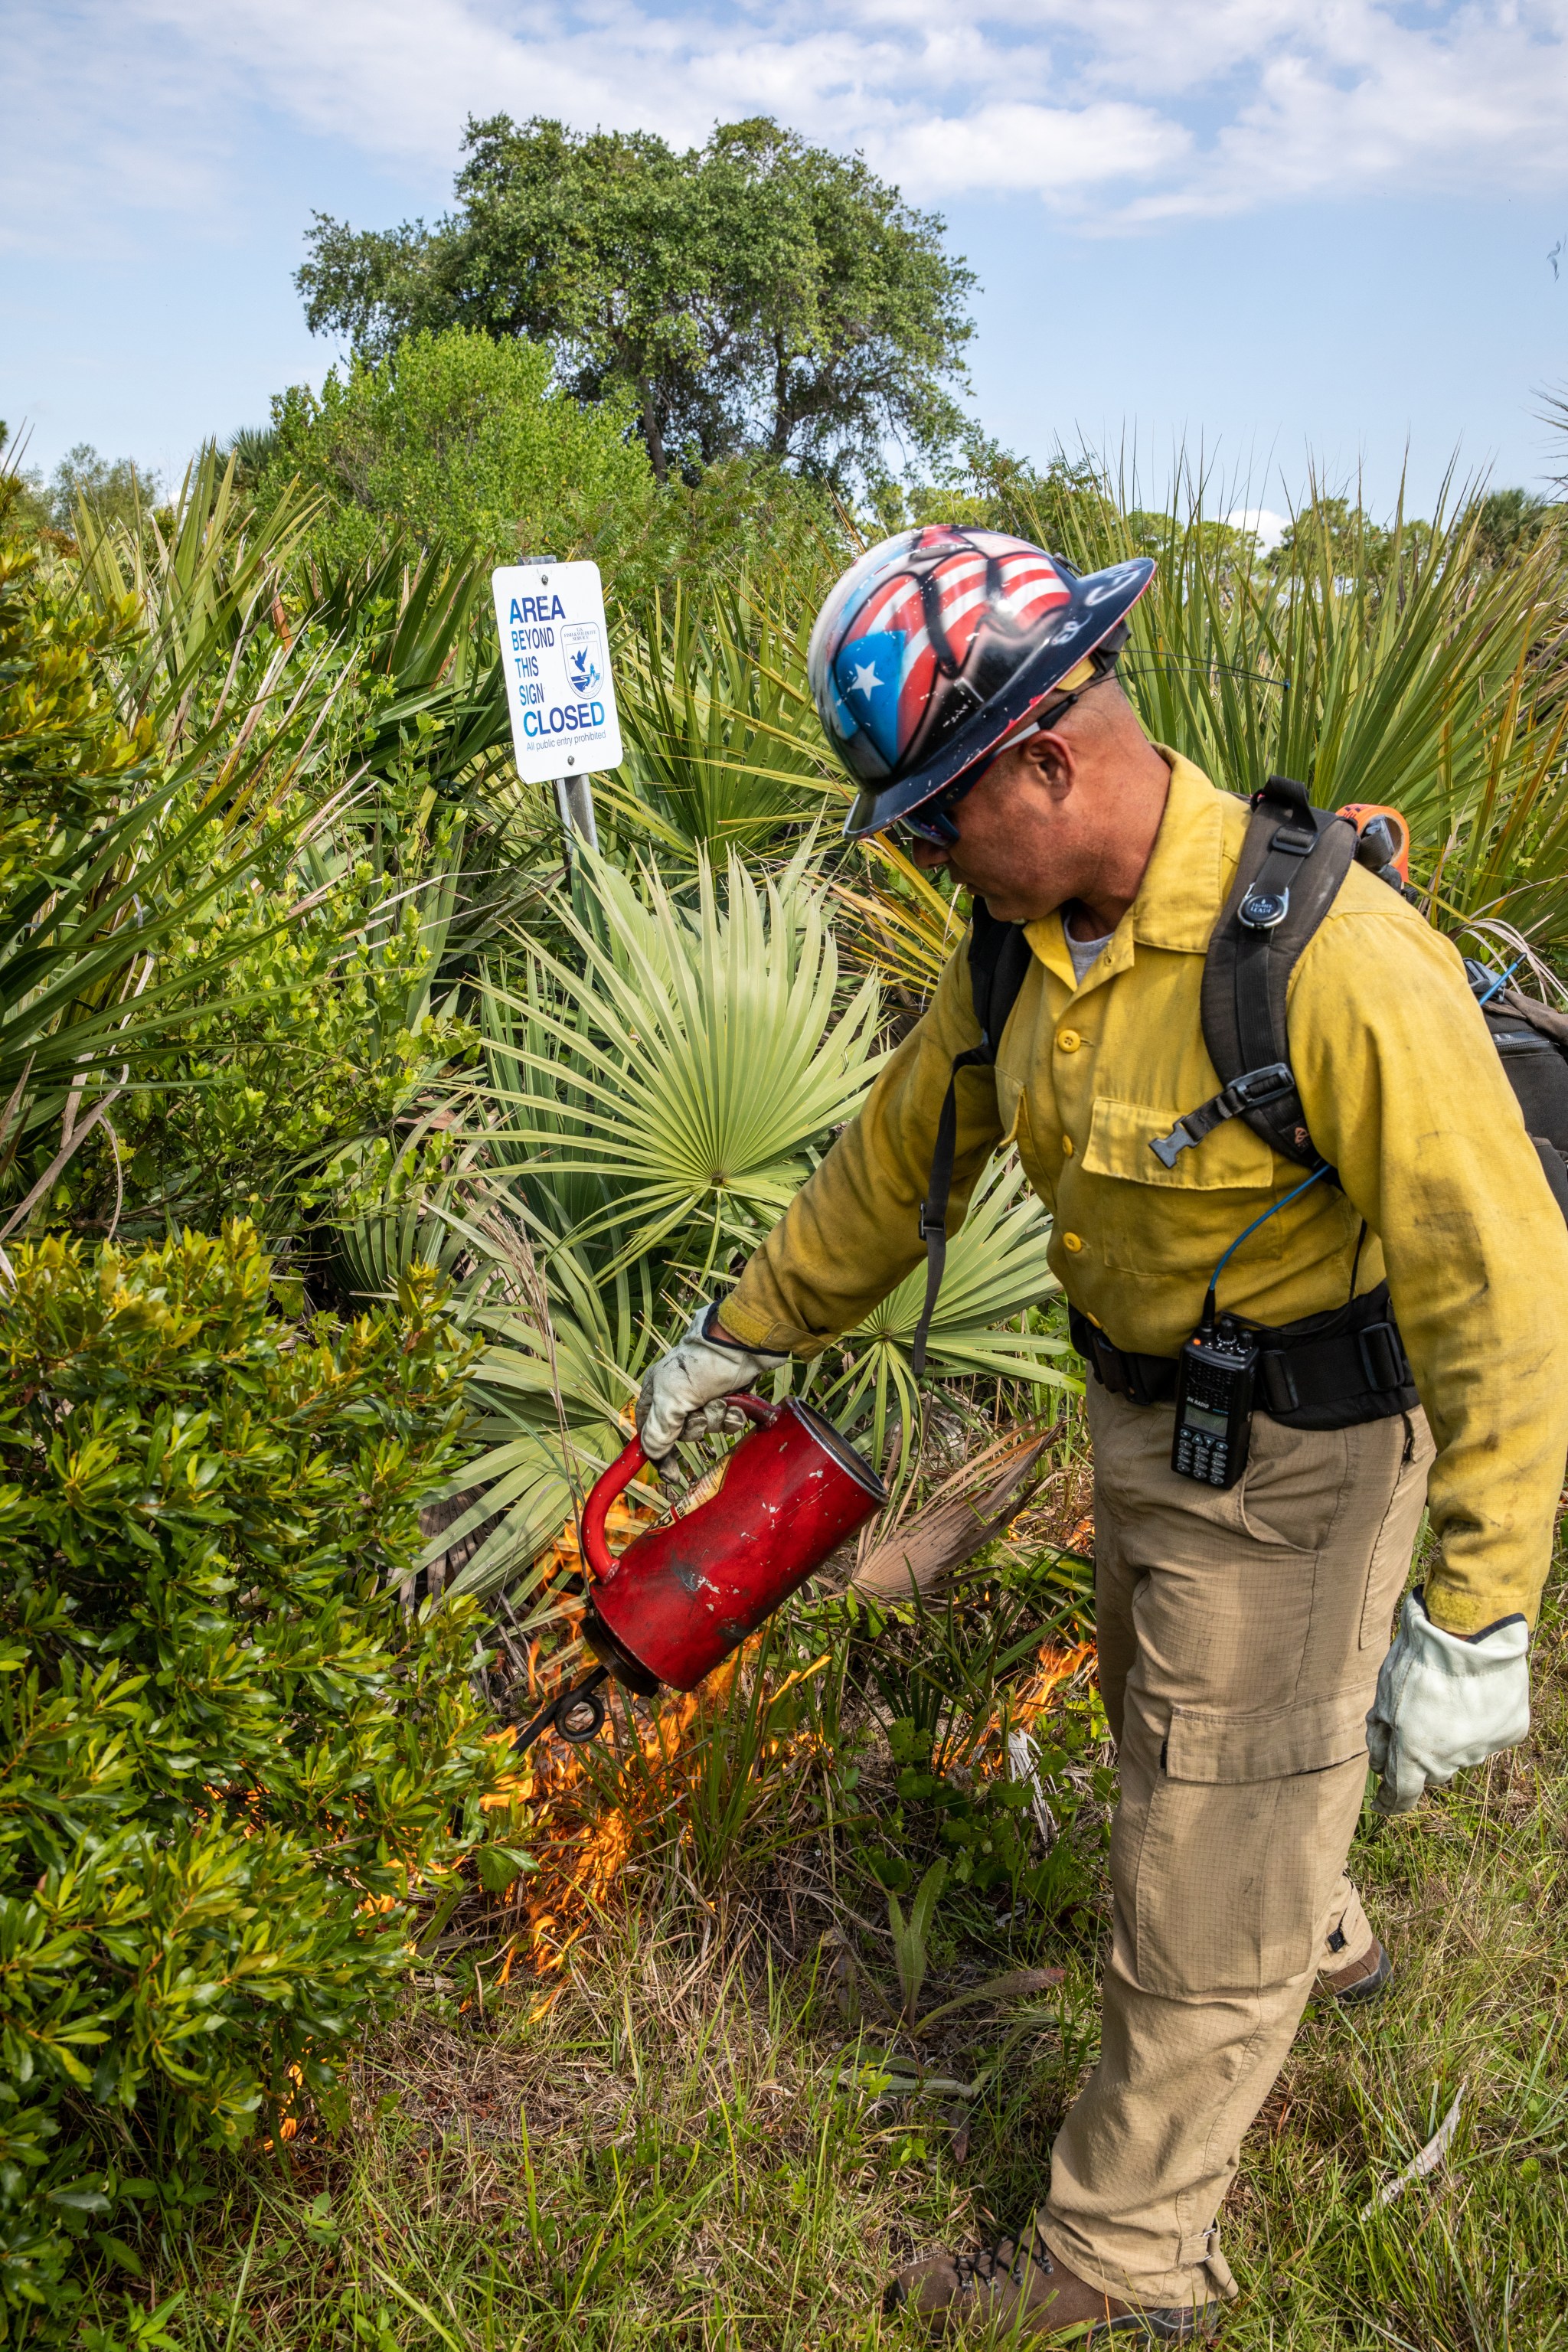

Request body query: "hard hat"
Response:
[807, 526, 1155, 840]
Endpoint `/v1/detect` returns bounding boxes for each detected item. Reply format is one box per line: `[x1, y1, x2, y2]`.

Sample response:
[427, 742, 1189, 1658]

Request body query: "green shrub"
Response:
[0, 534, 152, 868]
[3, 456, 501, 1242]
[0, 1223, 500, 2331]
[67, 832, 476, 1242]
[857, 1711, 1098, 1915]
[0, 465, 405, 1243]
[266, 325, 652, 569]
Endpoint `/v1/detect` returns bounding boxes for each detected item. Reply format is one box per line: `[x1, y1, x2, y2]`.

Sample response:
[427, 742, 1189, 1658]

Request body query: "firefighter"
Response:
[635, 529, 1568, 2341]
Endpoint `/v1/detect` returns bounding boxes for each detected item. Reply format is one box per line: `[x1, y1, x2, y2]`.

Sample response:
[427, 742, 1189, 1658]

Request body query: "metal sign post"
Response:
[491, 560, 622, 855]
[554, 773, 599, 851]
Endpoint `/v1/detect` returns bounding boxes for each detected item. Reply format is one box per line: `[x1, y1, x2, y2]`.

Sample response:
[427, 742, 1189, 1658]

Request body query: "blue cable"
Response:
[1474, 955, 1523, 1008]
[1201, 1163, 1330, 1328]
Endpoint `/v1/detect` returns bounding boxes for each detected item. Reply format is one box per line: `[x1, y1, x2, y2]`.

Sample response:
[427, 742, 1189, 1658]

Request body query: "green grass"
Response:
[88, 1535, 1568, 2352]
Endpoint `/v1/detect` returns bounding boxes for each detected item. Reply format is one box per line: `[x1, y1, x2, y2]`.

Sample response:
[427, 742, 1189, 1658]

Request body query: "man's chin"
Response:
[946, 860, 1059, 923]
[967, 885, 1044, 923]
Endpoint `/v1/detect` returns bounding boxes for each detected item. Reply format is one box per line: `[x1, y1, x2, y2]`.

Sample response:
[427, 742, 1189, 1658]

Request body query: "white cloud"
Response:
[1227, 505, 1289, 551]
[1116, 0, 1568, 219]
[5, 0, 1568, 260]
[0, 2, 235, 257]
[870, 102, 1193, 197]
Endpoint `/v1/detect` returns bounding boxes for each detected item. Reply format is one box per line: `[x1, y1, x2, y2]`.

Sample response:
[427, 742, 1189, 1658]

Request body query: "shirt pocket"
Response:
[1080, 1095, 1282, 1276]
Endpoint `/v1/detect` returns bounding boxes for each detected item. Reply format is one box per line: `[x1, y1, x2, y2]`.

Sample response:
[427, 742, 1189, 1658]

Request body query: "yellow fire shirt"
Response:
[724, 753, 1568, 1633]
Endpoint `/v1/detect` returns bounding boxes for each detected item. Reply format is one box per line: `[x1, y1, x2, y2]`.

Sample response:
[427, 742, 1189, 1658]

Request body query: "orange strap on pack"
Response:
[1336, 802, 1410, 886]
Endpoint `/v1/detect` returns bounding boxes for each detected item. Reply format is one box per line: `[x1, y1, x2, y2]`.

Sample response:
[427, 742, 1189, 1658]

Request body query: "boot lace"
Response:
[954, 2225, 1054, 2294]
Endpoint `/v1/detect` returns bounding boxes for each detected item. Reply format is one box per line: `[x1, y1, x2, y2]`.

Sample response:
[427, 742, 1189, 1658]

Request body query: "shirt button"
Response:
[1057, 1029, 1081, 1053]
[1062, 1231, 1084, 1252]
[1061, 1135, 1074, 1157]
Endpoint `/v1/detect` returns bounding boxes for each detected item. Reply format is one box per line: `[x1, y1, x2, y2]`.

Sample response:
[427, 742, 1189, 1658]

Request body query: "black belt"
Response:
[1068, 1282, 1417, 1432]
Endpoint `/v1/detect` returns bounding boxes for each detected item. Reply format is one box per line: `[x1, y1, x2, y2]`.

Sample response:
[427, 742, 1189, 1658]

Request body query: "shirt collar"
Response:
[1130, 748, 1243, 955]
[1022, 748, 1242, 990]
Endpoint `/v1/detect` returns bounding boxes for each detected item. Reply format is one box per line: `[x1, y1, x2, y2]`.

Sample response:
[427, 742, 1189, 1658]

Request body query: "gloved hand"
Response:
[634, 1303, 787, 1466]
[1366, 1589, 1530, 1815]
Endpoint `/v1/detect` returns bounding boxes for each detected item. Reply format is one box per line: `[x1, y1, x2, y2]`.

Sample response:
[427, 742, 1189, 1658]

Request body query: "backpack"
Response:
[910, 772, 1568, 1373]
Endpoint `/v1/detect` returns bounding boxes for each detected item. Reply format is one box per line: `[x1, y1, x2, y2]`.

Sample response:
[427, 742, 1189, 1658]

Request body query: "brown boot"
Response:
[883, 2224, 1222, 2341]
[1318, 1935, 1393, 2006]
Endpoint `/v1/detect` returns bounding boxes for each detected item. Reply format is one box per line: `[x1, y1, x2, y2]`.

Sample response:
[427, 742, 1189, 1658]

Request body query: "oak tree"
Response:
[298, 115, 975, 488]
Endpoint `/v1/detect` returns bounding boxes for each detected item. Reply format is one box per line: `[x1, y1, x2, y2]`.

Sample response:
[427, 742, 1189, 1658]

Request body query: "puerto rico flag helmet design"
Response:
[807, 528, 1155, 838]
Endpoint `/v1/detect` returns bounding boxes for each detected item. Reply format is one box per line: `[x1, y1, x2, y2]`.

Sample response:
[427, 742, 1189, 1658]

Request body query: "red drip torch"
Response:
[513, 1395, 886, 1751]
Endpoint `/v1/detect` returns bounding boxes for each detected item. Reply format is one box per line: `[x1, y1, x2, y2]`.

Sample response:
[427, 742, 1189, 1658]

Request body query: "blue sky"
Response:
[5, 0, 1568, 523]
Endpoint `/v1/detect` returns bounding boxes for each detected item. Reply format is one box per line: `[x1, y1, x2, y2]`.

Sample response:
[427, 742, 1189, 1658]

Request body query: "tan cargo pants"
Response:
[1038, 1383, 1434, 2309]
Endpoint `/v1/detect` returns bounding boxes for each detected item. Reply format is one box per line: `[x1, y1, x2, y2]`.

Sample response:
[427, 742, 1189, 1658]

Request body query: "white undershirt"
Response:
[1066, 918, 1114, 985]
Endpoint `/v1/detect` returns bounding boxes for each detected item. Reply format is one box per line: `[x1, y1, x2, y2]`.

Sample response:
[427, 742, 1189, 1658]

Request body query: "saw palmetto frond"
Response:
[475, 841, 884, 1277]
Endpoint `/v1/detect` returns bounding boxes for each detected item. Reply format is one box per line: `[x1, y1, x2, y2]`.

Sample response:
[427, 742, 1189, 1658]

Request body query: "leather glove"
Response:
[1366, 1588, 1530, 1815]
[634, 1303, 788, 1466]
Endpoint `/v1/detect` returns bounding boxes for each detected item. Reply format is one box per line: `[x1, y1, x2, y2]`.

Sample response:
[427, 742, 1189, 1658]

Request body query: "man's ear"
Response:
[1027, 725, 1076, 792]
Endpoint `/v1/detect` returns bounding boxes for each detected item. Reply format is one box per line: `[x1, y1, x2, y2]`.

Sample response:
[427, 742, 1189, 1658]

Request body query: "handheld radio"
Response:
[1168, 1163, 1329, 1491]
[1172, 1320, 1258, 1488]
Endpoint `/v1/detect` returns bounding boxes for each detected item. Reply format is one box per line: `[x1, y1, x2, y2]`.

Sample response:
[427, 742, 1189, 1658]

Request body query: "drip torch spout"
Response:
[512, 1664, 609, 1756]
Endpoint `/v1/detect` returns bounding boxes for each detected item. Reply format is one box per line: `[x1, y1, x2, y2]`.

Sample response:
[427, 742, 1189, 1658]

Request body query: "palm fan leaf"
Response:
[474, 841, 884, 1276]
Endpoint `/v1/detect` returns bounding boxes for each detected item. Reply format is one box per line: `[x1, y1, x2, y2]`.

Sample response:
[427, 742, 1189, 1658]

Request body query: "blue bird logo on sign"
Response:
[563, 623, 603, 698]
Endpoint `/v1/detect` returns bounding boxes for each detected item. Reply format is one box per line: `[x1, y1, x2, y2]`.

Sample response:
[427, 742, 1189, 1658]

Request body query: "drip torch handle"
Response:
[721, 1392, 777, 1429]
[580, 1393, 777, 1583]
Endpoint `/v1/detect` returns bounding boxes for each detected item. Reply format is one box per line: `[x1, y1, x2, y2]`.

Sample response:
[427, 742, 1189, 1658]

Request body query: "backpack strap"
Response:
[1154, 775, 1357, 1174]
[911, 903, 1034, 1375]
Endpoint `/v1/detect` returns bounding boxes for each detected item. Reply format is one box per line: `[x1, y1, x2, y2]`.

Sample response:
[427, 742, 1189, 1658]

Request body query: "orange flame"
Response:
[476, 1493, 1097, 1972]
[1011, 1638, 1097, 1730]
[479, 1641, 752, 1972]
[263, 2063, 305, 2151]
[964, 1637, 1098, 1781]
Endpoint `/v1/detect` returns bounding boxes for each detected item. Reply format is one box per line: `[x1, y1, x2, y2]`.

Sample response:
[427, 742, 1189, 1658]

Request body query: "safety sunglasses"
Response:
[889, 674, 1109, 848]
[893, 782, 972, 848]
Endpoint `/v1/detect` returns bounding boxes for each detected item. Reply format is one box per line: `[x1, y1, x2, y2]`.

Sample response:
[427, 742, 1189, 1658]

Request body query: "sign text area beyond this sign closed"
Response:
[491, 560, 623, 784]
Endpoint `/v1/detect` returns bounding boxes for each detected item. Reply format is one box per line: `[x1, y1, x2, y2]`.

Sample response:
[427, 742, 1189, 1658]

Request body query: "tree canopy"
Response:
[263, 325, 652, 567]
[0, 426, 159, 538]
[297, 115, 975, 488]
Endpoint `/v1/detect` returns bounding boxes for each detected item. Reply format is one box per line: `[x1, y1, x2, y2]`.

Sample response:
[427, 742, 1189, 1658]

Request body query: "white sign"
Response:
[491, 560, 622, 784]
